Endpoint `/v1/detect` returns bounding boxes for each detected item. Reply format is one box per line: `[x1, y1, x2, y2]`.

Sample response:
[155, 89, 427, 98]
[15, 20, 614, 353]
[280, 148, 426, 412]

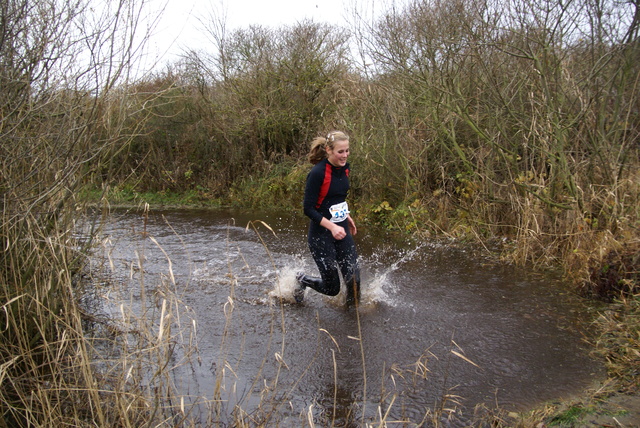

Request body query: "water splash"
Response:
[363, 243, 428, 306]
[267, 244, 428, 307]
[268, 265, 303, 304]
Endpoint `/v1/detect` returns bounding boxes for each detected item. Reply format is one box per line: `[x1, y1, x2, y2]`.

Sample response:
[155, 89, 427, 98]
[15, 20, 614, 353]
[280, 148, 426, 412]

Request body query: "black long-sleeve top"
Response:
[303, 159, 351, 225]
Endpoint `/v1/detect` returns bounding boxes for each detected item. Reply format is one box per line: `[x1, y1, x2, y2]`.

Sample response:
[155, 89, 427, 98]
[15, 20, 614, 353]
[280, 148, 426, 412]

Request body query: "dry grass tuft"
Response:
[593, 292, 640, 393]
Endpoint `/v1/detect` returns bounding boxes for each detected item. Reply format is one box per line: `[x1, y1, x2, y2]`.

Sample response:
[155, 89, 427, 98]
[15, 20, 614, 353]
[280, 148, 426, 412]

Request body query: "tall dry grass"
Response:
[0, 0, 167, 425]
[344, 0, 640, 291]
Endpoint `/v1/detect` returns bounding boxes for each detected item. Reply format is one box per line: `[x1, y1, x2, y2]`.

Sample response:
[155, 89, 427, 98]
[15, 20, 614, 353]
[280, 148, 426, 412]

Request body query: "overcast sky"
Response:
[142, 0, 401, 69]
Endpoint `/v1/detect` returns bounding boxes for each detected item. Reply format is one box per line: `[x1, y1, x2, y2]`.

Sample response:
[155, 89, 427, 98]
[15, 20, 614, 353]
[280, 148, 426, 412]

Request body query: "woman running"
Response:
[295, 131, 361, 306]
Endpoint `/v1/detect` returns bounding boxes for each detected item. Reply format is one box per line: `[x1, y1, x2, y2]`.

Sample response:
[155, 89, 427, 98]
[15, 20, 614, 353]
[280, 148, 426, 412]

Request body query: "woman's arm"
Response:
[347, 214, 357, 236]
[318, 214, 356, 240]
[319, 217, 347, 240]
[303, 167, 326, 224]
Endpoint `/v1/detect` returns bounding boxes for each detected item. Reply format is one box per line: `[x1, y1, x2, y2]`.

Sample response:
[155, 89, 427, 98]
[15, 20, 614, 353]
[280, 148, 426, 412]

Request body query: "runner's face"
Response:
[327, 140, 349, 167]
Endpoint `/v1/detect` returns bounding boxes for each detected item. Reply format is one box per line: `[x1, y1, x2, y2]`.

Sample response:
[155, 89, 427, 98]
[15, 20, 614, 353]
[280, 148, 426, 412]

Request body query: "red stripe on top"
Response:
[315, 162, 332, 208]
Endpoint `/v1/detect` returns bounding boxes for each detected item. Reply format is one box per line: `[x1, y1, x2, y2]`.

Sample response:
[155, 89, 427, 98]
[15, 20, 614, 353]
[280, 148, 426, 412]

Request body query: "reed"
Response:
[0, 1, 167, 425]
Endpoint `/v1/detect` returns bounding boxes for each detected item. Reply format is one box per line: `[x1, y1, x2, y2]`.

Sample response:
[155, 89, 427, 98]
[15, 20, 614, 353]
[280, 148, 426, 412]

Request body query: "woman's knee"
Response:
[321, 272, 341, 296]
[324, 284, 341, 296]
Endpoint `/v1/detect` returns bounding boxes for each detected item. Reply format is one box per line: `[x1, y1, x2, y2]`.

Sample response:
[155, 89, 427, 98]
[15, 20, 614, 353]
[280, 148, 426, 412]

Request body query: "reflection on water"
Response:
[88, 207, 603, 426]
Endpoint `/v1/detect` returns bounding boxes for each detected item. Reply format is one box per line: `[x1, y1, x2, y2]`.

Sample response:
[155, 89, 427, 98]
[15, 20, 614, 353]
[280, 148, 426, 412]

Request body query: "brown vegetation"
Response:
[100, 0, 639, 294]
[1, 0, 638, 425]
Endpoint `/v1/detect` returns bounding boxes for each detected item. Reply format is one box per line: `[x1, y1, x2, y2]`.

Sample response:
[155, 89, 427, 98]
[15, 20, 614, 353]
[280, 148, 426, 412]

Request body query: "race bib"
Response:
[329, 201, 349, 223]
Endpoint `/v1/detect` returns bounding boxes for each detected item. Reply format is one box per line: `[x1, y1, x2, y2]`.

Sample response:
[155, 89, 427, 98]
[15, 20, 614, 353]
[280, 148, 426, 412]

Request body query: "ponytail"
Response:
[307, 131, 349, 164]
[307, 137, 327, 164]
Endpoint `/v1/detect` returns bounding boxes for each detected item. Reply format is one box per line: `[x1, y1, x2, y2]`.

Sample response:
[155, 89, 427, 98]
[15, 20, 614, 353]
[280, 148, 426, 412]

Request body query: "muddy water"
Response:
[92, 208, 603, 426]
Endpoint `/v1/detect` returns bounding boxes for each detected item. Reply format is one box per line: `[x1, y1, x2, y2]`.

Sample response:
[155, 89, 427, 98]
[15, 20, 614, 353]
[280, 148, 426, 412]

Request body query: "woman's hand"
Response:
[320, 218, 347, 240]
[330, 224, 347, 240]
[320, 217, 356, 240]
[347, 215, 357, 236]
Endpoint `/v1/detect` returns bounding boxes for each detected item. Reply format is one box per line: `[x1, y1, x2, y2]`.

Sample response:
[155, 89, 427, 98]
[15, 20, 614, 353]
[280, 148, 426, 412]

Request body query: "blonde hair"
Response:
[307, 131, 349, 164]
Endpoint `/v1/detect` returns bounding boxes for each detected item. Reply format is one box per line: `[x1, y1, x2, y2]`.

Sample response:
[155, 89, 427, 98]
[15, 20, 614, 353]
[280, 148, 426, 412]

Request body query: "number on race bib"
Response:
[329, 202, 349, 223]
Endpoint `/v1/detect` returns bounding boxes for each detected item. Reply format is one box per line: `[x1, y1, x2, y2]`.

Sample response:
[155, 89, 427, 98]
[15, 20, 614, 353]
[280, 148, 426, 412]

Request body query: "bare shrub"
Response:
[0, 0, 161, 424]
[349, 0, 639, 283]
